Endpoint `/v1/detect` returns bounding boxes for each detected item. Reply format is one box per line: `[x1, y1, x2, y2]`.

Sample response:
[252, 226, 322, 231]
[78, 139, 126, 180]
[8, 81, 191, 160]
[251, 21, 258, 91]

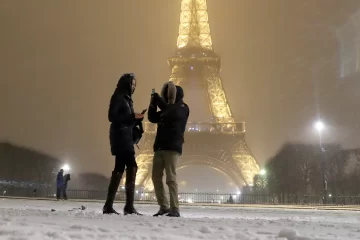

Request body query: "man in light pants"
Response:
[148, 81, 189, 217]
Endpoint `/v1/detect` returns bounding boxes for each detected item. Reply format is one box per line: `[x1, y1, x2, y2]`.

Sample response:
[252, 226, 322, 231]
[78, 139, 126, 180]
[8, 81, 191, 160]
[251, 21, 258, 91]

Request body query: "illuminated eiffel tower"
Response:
[130, 0, 260, 191]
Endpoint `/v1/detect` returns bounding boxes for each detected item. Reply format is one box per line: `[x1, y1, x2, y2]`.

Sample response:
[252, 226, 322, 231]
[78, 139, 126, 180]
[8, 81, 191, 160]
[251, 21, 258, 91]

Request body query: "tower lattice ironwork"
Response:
[129, 0, 260, 191]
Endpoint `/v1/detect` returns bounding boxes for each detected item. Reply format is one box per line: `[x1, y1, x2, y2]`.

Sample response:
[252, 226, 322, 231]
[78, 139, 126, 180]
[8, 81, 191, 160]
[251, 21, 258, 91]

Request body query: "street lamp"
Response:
[259, 169, 266, 176]
[315, 121, 324, 132]
[62, 164, 70, 172]
[314, 120, 327, 203]
[314, 121, 325, 151]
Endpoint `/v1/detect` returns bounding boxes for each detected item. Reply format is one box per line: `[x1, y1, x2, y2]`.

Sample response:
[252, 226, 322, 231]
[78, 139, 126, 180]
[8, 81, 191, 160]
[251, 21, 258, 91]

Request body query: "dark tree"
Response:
[0, 142, 61, 185]
[265, 142, 356, 195]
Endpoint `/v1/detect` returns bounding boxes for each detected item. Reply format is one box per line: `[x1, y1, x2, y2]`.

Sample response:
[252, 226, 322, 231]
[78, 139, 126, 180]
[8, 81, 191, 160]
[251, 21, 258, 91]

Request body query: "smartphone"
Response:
[141, 109, 147, 114]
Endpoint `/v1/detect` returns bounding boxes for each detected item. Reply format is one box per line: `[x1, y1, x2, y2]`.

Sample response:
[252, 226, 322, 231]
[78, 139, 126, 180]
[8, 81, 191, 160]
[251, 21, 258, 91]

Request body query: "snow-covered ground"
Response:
[0, 198, 359, 240]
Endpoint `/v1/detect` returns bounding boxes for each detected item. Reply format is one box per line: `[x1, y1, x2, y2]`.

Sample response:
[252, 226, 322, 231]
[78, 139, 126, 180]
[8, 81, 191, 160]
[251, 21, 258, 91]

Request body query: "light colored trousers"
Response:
[152, 150, 180, 212]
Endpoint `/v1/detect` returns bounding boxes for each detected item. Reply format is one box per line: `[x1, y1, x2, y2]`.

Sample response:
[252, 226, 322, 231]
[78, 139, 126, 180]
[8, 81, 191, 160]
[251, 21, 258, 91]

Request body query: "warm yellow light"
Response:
[134, 0, 260, 189]
[177, 0, 213, 50]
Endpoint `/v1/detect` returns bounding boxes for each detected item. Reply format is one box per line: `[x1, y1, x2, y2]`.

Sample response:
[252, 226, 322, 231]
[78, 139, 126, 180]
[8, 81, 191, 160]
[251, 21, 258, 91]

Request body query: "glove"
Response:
[150, 92, 160, 106]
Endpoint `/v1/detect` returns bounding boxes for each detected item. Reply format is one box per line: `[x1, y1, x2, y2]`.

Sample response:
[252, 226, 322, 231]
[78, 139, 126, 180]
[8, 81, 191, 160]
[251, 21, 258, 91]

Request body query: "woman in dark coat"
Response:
[103, 73, 144, 215]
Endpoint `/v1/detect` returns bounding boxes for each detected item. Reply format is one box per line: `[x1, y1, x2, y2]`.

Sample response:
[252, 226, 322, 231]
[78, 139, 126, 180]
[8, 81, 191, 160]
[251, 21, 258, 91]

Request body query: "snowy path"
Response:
[0, 198, 359, 240]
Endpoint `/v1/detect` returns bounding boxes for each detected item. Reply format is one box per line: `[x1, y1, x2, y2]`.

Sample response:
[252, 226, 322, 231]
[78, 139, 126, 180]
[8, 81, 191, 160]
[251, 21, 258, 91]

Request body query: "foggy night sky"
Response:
[1, 0, 360, 191]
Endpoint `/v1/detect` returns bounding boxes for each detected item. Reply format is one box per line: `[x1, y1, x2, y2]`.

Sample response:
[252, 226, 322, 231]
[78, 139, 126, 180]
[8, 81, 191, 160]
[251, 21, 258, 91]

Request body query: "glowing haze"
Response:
[1, 0, 360, 192]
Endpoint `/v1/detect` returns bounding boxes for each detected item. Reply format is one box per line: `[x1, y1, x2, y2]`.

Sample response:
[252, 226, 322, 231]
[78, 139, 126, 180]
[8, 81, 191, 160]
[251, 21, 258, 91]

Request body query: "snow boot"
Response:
[123, 167, 142, 216]
[103, 171, 122, 215]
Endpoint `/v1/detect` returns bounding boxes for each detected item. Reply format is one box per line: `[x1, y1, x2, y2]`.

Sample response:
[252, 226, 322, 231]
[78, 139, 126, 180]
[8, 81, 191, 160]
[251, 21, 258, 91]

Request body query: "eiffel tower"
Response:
[132, 0, 260, 191]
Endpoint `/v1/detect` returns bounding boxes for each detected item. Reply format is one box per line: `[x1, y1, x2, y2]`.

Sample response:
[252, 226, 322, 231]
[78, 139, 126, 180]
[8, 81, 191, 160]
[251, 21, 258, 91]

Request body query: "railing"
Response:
[1, 186, 360, 206]
[144, 122, 245, 133]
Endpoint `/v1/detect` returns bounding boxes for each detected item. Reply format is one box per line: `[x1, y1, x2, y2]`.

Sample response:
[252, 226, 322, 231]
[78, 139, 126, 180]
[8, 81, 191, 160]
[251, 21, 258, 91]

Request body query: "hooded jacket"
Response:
[63, 174, 71, 189]
[148, 81, 189, 154]
[109, 73, 136, 155]
[56, 170, 64, 187]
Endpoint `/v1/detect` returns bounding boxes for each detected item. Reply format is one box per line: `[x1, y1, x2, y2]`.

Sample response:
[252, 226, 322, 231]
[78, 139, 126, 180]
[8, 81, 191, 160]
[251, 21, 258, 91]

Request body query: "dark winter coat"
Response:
[56, 171, 64, 188]
[148, 81, 189, 154]
[109, 74, 136, 155]
[64, 174, 71, 189]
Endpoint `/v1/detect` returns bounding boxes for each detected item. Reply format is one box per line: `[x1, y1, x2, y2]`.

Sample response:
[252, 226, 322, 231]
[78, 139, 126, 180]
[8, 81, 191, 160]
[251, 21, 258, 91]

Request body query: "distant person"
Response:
[63, 174, 71, 200]
[56, 169, 64, 200]
[103, 73, 145, 215]
[148, 81, 189, 217]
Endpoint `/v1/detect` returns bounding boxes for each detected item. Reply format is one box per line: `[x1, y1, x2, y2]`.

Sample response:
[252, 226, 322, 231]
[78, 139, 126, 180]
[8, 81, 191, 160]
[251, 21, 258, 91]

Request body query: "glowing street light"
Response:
[313, 119, 328, 203]
[259, 169, 266, 175]
[314, 121, 324, 133]
[62, 164, 70, 171]
[314, 120, 325, 151]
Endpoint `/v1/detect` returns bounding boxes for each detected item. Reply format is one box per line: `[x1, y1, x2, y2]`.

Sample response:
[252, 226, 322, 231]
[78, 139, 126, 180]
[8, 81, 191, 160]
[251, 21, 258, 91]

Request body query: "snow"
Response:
[0, 198, 360, 240]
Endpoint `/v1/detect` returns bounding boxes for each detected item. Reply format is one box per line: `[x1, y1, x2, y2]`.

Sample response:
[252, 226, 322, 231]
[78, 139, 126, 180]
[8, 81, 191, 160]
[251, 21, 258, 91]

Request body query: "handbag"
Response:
[132, 121, 144, 148]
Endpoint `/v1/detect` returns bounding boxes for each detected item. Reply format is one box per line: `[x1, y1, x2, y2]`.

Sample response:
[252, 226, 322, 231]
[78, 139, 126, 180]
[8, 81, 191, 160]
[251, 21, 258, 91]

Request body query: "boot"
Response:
[153, 208, 170, 217]
[103, 171, 122, 214]
[123, 167, 142, 215]
[166, 209, 180, 217]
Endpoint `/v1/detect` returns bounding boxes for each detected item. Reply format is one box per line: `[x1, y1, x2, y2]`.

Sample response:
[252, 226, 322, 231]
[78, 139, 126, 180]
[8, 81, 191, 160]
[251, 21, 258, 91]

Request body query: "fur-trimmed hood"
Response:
[160, 81, 184, 104]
